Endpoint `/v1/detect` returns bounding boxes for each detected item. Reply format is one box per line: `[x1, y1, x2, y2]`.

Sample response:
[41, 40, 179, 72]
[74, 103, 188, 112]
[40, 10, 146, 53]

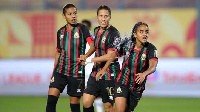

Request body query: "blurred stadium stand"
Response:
[0, 0, 197, 10]
[0, 0, 199, 58]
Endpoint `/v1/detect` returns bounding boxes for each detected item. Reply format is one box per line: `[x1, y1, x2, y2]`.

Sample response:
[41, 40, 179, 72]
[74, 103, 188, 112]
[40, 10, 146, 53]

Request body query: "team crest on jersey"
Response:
[102, 36, 106, 43]
[74, 32, 79, 38]
[50, 76, 54, 83]
[117, 87, 122, 93]
[141, 53, 146, 60]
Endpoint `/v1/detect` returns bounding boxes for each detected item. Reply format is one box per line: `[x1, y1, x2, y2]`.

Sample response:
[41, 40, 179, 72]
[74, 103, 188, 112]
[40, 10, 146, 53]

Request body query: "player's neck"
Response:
[66, 24, 76, 30]
[135, 42, 144, 50]
[99, 25, 110, 32]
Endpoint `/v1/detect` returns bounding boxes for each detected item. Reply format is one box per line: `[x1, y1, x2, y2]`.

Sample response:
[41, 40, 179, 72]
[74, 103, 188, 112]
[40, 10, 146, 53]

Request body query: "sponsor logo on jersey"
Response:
[60, 35, 64, 39]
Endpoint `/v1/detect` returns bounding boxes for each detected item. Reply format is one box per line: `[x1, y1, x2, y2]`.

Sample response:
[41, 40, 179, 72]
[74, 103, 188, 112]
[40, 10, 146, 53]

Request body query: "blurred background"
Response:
[0, 0, 200, 112]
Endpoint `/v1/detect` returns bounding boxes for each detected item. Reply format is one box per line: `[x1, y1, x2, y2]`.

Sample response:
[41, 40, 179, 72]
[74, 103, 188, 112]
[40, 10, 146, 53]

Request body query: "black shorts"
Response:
[114, 83, 142, 111]
[49, 71, 85, 97]
[84, 77, 115, 104]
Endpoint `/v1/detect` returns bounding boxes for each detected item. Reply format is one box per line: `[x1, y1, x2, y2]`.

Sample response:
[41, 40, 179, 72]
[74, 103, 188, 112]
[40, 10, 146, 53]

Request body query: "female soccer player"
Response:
[46, 4, 95, 112]
[81, 5, 121, 112]
[81, 19, 104, 112]
[113, 22, 158, 112]
[97, 22, 158, 112]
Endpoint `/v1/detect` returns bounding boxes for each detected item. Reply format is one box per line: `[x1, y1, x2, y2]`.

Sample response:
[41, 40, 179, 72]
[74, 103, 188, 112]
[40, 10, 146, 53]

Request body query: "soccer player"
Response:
[82, 19, 92, 29]
[46, 4, 95, 112]
[81, 5, 121, 112]
[81, 19, 104, 112]
[110, 22, 158, 112]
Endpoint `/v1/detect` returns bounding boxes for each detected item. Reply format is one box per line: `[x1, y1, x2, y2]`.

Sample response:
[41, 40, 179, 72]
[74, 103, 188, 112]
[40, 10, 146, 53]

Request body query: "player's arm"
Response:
[95, 50, 117, 81]
[54, 30, 61, 70]
[88, 31, 121, 63]
[91, 50, 116, 62]
[144, 59, 158, 76]
[79, 37, 95, 64]
[53, 50, 60, 70]
[135, 45, 158, 84]
[79, 25, 95, 63]
[85, 43, 95, 58]
[135, 60, 157, 84]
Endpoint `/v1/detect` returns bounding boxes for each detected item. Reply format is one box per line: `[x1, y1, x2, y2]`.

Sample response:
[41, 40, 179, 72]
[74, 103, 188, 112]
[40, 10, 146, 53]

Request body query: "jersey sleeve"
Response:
[148, 44, 158, 61]
[115, 42, 124, 57]
[107, 31, 121, 55]
[56, 30, 62, 52]
[81, 25, 94, 44]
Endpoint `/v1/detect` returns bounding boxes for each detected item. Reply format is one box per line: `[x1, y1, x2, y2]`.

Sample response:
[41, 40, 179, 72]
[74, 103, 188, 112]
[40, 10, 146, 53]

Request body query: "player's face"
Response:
[134, 25, 149, 44]
[63, 7, 77, 25]
[97, 9, 111, 29]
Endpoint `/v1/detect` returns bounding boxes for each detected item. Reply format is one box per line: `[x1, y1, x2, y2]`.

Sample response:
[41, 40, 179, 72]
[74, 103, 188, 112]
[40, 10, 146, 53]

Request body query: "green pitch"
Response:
[0, 96, 200, 112]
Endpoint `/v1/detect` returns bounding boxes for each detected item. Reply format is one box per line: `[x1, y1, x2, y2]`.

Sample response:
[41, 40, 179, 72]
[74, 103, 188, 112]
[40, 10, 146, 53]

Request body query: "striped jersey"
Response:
[90, 25, 121, 80]
[54, 23, 94, 77]
[116, 40, 158, 93]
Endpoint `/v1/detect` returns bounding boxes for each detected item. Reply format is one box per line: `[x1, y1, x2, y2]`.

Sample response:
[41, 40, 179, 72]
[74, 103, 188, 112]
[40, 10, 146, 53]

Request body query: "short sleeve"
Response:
[115, 42, 124, 57]
[107, 31, 120, 50]
[81, 25, 94, 44]
[56, 30, 62, 52]
[148, 44, 158, 61]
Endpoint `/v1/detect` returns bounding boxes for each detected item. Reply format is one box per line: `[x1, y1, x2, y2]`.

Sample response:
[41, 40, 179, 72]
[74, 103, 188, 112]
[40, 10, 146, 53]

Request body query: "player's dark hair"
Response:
[63, 4, 77, 15]
[82, 19, 91, 28]
[131, 22, 148, 42]
[97, 5, 111, 16]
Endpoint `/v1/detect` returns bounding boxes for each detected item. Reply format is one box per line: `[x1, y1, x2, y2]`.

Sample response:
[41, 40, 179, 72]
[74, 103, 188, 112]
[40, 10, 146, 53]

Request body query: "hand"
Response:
[80, 61, 86, 66]
[79, 55, 87, 62]
[135, 73, 146, 84]
[79, 55, 88, 65]
[95, 69, 106, 81]
[80, 57, 93, 65]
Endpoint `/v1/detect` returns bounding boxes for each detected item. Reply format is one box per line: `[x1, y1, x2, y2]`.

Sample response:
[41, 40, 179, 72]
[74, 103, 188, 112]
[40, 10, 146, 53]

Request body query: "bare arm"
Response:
[91, 50, 116, 63]
[79, 43, 95, 64]
[95, 51, 117, 81]
[135, 59, 158, 84]
[143, 59, 158, 76]
[85, 43, 95, 57]
[53, 51, 60, 70]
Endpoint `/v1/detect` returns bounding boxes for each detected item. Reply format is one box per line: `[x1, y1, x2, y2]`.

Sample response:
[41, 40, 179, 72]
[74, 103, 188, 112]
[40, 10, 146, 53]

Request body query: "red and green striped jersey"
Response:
[116, 41, 158, 93]
[54, 23, 94, 77]
[90, 26, 121, 80]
